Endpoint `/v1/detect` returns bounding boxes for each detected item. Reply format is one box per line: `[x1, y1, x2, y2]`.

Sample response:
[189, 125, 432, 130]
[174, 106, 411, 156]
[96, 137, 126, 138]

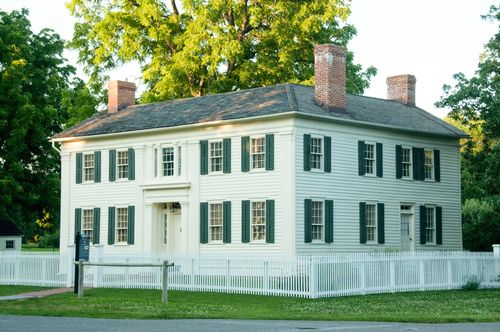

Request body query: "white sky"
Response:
[0, 0, 496, 118]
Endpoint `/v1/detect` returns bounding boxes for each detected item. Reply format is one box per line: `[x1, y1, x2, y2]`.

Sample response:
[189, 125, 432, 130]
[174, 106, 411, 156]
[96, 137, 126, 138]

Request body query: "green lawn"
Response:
[0, 286, 52, 296]
[21, 244, 59, 252]
[0, 287, 499, 322]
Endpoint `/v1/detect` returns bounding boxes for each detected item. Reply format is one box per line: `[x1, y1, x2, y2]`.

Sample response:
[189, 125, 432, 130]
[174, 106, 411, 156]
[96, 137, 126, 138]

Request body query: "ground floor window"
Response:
[311, 201, 324, 241]
[425, 206, 436, 244]
[5, 240, 14, 249]
[116, 207, 128, 243]
[82, 209, 94, 240]
[209, 203, 223, 242]
[251, 201, 266, 241]
[365, 203, 377, 242]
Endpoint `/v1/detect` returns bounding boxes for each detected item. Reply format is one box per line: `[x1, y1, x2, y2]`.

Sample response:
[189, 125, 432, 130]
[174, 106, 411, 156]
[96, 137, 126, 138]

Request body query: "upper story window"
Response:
[251, 201, 266, 241]
[310, 137, 323, 170]
[401, 147, 412, 178]
[365, 203, 377, 243]
[117, 150, 129, 179]
[311, 201, 324, 241]
[83, 153, 95, 182]
[209, 141, 223, 173]
[209, 203, 223, 242]
[425, 206, 436, 244]
[162, 147, 175, 176]
[116, 207, 129, 243]
[251, 137, 266, 170]
[424, 149, 434, 180]
[364, 143, 375, 175]
[82, 209, 94, 240]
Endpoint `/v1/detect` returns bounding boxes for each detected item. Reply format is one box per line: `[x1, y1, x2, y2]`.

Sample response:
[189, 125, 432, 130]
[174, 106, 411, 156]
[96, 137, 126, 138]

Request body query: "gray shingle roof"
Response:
[52, 84, 467, 139]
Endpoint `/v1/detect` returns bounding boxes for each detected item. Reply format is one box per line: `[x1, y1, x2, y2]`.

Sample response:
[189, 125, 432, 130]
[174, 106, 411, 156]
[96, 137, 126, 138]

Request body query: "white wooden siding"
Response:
[295, 117, 462, 253]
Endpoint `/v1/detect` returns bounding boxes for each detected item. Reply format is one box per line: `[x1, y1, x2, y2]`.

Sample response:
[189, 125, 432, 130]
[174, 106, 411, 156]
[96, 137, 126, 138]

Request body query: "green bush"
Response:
[38, 230, 59, 248]
[461, 275, 481, 290]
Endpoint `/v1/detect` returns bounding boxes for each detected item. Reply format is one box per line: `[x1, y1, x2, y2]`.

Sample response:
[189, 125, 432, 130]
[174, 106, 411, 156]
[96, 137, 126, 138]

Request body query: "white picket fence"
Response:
[1, 250, 499, 298]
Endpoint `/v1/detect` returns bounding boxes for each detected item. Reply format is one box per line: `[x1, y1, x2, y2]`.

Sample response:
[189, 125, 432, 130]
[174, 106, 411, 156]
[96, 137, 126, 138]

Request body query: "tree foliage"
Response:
[67, 0, 376, 101]
[437, 5, 500, 251]
[0, 9, 75, 239]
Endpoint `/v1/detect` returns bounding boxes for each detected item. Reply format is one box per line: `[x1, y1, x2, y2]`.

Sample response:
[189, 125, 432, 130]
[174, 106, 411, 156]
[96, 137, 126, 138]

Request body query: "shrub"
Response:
[461, 275, 481, 290]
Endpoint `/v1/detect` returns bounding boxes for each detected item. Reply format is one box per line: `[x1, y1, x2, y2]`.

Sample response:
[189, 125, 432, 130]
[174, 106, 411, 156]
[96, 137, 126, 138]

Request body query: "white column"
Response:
[180, 202, 190, 254]
[142, 203, 154, 253]
[281, 131, 295, 256]
[60, 152, 71, 255]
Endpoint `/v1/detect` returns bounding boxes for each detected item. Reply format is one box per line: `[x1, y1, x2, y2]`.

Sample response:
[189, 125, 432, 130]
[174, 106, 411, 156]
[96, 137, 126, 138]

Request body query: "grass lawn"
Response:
[0, 286, 52, 296]
[0, 287, 499, 322]
[21, 244, 59, 252]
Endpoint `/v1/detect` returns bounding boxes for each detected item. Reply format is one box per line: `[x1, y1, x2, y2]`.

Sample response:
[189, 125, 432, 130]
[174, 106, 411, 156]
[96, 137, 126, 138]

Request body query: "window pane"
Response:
[364, 144, 375, 175]
[310, 138, 322, 170]
[162, 147, 175, 176]
[84, 154, 95, 181]
[426, 207, 435, 243]
[365, 204, 377, 242]
[251, 138, 265, 169]
[117, 151, 129, 179]
[82, 209, 94, 240]
[251, 201, 266, 240]
[424, 150, 434, 180]
[209, 203, 223, 241]
[210, 141, 223, 172]
[402, 148, 411, 178]
[116, 208, 128, 243]
[311, 201, 323, 240]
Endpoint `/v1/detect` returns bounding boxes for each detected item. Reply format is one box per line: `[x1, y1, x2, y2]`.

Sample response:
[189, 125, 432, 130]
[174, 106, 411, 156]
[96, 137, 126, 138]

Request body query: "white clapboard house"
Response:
[52, 44, 467, 257]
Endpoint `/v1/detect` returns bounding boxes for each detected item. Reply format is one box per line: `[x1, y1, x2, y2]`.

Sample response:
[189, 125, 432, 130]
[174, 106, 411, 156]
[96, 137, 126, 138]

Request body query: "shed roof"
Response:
[0, 218, 23, 236]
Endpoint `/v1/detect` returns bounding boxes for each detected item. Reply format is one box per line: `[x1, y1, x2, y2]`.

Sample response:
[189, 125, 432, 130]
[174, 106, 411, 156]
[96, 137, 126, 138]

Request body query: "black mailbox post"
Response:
[74, 232, 90, 294]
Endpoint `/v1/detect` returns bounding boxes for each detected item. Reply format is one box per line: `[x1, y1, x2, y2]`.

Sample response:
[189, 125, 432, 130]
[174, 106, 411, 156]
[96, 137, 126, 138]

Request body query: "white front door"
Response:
[400, 204, 415, 251]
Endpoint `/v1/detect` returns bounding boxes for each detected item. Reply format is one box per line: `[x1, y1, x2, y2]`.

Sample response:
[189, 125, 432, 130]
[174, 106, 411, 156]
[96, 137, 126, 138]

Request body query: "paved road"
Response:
[1, 316, 500, 332]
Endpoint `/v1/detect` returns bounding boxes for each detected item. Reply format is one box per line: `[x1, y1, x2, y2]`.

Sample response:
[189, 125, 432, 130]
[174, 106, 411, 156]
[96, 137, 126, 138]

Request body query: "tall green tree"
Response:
[61, 78, 100, 129]
[68, 0, 376, 101]
[0, 9, 74, 239]
[437, 5, 500, 251]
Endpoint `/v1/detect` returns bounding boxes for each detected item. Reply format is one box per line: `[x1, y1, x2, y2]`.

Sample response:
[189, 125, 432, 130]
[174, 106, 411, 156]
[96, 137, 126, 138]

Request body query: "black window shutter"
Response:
[223, 138, 231, 174]
[434, 149, 441, 182]
[436, 206, 442, 245]
[109, 150, 116, 182]
[419, 148, 426, 180]
[377, 203, 385, 244]
[325, 200, 334, 243]
[303, 134, 311, 171]
[304, 199, 312, 243]
[376, 143, 383, 177]
[94, 151, 101, 183]
[265, 134, 274, 171]
[74, 208, 82, 242]
[76, 153, 83, 184]
[395, 145, 402, 179]
[108, 207, 115, 245]
[127, 206, 135, 245]
[359, 202, 367, 244]
[358, 141, 365, 176]
[412, 147, 420, 180]
[419, 205, 426, 244]
[200, 202, 208, 244]
[241, 200, 250, 243]
[200, 140, 208, 175]
[93, 208, 100, 244]
[324, 136, 331, 173]
[241, 137, 250, 172]
[128, 148, 135, 180]
[223, 201, 231, 243]
[265, 200, 275, 243]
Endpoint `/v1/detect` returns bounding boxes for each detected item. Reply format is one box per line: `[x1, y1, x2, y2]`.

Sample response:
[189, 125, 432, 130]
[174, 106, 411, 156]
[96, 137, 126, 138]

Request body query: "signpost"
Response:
[74, 232, 90, 294]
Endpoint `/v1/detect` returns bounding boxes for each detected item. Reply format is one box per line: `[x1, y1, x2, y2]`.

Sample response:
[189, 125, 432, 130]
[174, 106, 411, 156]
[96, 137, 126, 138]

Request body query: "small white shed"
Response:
[0, 218, 23, 251]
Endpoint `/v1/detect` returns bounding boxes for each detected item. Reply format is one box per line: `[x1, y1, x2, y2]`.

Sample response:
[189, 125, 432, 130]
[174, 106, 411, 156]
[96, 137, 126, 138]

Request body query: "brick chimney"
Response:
[386, 74, 416, 106]
[314, 44, 347, 111]
[108, 80, 137, 113]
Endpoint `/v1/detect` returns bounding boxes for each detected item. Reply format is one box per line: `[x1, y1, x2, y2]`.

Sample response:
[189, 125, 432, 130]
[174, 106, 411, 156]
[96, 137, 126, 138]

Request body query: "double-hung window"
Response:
[116, 207, 128, 243]
[310, 137, 323, 170]
[162, 147, 175, 176]
[424, 149, 434, 180]
[209, 141, 223, 173]
[401, 147, 412, 178]
[311, 201, 324, 241]
[82, 209, 94, 240]
[251, 201, 266, 241]
[251, 137, 265, 170]
[209, 203, 223, 242]
[5, 240, 14, 249]
[117, 150, 129, 179]
[425, 206, 436, 244]
[364, 143, 375, 175]
[365, 203, 377, 242]
[83, 153, 95, 182]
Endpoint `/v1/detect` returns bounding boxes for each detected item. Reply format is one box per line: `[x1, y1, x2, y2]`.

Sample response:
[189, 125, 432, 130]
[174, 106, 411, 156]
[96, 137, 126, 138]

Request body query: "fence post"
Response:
[226, 259, 231, 291]
[92, 244, 104, 288]
[66, 245, 75, 287]
[309, 257, 318, 299]
[389, 259, 396, 292]
[162, 260, 169, 303]
[190, 258, 195, 290]
[419, 260, 425, 291]
[447, 259, 453, 289]
[263, 261, 269, 294]
[359, 262, 366, 295]
[78, 260, 84, 299]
